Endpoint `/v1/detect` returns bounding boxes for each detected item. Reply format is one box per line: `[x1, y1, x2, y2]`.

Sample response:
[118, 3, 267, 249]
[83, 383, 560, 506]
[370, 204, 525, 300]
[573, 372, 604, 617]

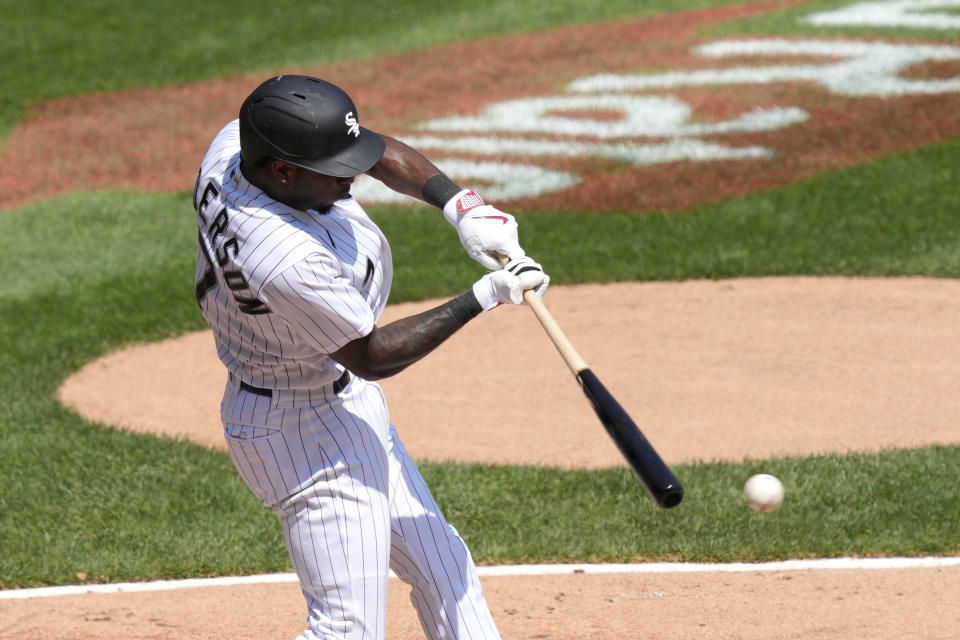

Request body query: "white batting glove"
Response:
[472, 257, 549, 310]
[504, 256, 549, 300]
[443, 190, 525, 271]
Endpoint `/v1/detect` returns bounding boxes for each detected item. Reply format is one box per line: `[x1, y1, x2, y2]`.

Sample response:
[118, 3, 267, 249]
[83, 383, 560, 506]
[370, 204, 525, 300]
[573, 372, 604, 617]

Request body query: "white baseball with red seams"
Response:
[744, 474, 785, 513]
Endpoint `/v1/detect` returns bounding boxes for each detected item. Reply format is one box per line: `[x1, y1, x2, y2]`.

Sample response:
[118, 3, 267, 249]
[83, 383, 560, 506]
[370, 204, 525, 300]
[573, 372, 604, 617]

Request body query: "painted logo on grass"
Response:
[0, 0, 958, 212]
[352, 0, 960, 210]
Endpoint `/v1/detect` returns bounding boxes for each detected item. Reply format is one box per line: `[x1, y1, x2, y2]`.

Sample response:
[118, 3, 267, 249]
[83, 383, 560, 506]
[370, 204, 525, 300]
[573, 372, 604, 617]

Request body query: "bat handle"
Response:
[521, 290, 588, 376]
[498, 255, 588, 376]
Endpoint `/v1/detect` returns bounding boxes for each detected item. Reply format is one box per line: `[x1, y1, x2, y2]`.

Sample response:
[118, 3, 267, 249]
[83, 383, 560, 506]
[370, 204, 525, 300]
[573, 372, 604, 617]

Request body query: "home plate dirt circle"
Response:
[60, 277, 960, 464]
[40, 276, 960, 640]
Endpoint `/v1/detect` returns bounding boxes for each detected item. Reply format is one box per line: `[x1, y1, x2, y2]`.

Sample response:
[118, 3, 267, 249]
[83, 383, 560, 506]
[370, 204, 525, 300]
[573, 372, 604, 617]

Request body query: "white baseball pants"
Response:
[221, 375, 501, 640]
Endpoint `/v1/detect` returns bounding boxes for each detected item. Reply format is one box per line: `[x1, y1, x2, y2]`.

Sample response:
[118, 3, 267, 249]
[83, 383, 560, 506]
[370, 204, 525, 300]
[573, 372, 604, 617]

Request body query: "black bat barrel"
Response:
[576, 369, 684, 509]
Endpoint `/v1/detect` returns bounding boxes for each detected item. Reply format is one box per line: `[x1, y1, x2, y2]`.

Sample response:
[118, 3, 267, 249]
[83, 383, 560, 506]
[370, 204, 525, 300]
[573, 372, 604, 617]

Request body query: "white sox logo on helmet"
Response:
[344, 111, 360, 137]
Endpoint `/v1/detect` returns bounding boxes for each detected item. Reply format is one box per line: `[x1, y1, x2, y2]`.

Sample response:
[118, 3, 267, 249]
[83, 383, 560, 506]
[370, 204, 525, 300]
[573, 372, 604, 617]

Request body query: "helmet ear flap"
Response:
[238, 75, 385, 177]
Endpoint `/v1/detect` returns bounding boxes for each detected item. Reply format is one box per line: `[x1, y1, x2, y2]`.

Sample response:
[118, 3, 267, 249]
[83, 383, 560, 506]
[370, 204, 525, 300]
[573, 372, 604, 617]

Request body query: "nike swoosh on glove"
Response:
[443, 190, 525, 270]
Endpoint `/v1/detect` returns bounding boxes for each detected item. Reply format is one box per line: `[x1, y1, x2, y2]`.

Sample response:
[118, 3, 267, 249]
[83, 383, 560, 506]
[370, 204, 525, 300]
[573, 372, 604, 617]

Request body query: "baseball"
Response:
[743, 473, 784, 512]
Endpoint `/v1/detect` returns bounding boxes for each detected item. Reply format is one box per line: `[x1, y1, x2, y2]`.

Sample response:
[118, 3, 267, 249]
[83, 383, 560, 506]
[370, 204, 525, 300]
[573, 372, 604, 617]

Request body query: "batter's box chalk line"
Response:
[2, 557, 959, 600]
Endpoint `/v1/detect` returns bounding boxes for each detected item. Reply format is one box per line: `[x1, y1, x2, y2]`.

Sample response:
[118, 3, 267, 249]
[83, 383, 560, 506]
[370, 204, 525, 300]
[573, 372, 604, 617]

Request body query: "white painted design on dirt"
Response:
[399, 135, 773, 165]
[572, 39, 960, 97]
[698, 39, 960, 97]
[4, 557, 959, 600]
[353, 159, 579, 204]
[356, 1, 960, 205]
[419, 95, 808, 138]
[805, 0, 960, 30]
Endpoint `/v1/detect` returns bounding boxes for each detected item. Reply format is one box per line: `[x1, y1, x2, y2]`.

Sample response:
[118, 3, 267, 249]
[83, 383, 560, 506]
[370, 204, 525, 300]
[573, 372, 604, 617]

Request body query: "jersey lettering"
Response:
[196, 181, 220, 221]
[194, 180, 272, 315]
[234, 296, 271, 315]
[224, 269, 248, 291]
[224, 271, 270, 314]
[194, 230, 218, 305]
[363, 257, 375, 287]
[216, 238, 239, 266]
[209, 207, 229, 243]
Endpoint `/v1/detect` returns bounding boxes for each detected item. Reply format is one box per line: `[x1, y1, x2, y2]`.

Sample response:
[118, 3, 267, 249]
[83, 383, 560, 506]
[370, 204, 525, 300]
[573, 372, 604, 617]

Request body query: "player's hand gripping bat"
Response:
[507, 262, 684, 509]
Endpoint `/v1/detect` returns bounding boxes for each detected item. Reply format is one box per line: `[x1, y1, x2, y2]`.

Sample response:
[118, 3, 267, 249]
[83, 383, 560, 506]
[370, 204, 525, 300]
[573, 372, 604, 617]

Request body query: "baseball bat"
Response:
[511, 269, 684, 509]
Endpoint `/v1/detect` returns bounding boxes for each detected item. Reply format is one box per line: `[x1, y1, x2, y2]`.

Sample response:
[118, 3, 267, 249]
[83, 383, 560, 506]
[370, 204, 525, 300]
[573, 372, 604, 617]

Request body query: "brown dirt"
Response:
[59, 278, 960, 466]
[3, 566, 960, 639]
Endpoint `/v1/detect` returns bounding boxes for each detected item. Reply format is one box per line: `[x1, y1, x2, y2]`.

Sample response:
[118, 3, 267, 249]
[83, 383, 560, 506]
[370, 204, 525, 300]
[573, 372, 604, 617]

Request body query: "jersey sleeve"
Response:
[261, 252, 375, 354]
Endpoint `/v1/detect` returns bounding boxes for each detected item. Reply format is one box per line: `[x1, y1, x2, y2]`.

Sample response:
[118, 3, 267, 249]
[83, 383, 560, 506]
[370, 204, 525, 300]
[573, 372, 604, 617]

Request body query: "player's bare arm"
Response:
[364, 134, 450, 200]
[330, 292, 481, 380]
[332, 260, 549, 380]
[366, 134, 531, 270]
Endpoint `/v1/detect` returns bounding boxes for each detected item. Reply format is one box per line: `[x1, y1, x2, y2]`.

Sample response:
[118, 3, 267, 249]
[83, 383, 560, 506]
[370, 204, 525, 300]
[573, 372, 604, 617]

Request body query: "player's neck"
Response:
[240, 161, 289, 208]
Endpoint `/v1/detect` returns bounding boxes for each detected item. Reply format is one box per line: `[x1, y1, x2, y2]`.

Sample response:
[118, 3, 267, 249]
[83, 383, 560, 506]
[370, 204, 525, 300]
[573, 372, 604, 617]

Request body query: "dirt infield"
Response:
[60, 278, 960, 466]
[3, 564, 960, 639]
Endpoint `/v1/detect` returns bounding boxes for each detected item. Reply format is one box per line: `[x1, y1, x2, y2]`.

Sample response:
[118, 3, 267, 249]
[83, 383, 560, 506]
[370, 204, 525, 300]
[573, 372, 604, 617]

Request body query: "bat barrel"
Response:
[576, 369, 684, 509]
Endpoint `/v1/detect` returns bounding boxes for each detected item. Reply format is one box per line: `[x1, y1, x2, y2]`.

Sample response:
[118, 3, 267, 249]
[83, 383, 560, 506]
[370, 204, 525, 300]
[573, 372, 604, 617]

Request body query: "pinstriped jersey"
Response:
[193, 119, 392, 392]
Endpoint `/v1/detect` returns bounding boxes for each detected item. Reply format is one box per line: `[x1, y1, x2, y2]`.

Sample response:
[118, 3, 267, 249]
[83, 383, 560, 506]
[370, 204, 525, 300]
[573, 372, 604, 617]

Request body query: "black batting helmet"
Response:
[239, 75, 385, 177]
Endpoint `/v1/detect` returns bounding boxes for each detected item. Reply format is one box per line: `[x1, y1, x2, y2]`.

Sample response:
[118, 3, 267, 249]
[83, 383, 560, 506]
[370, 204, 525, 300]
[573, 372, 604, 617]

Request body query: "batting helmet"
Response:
[239, 75, 385, 177]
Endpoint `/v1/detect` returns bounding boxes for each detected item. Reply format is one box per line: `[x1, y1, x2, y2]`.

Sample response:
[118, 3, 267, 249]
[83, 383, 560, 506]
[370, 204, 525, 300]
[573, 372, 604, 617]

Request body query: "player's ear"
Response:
[268, 160, 297, 185]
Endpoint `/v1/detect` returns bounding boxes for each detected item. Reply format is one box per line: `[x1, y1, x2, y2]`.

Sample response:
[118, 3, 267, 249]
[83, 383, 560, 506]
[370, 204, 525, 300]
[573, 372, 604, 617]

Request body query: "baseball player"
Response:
[192, 74, 548, 640]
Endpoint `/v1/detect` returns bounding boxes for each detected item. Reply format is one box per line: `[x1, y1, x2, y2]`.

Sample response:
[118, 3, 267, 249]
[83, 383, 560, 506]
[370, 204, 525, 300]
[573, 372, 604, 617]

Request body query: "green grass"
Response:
[2, 0, 960, 589]
[429, 446, 960, 563]
[0, 417, 288, 586]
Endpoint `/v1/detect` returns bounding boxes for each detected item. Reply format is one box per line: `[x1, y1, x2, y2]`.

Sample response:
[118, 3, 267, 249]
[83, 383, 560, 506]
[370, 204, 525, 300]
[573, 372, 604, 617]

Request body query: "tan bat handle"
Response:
[521, 289, 589, 376]
[499, 255, 588, 376]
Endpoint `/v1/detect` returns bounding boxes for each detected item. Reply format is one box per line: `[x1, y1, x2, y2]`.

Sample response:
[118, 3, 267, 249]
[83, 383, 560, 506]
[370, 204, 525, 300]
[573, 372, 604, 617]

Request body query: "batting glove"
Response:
[504, 256, 549, 300]
[472, 257, 549, 310]
[443, 189, 525, 271]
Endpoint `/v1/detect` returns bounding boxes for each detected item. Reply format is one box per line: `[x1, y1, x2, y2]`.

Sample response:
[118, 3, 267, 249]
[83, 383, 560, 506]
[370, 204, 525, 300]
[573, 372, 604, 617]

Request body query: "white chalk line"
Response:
[2, 557, 959, 601]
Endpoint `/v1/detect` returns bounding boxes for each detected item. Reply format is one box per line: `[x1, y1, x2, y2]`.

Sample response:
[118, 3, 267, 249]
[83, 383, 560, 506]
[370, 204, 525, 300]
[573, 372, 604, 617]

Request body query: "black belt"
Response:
[239, 370, 351, 398]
